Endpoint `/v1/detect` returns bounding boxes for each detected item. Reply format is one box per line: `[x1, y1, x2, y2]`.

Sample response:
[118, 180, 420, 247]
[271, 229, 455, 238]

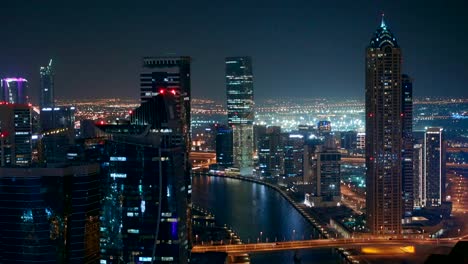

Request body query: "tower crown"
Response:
[369, 14, 398, 48]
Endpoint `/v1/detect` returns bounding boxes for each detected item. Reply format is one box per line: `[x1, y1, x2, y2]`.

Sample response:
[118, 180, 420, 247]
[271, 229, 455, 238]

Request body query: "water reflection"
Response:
[192, 175, 338, 264]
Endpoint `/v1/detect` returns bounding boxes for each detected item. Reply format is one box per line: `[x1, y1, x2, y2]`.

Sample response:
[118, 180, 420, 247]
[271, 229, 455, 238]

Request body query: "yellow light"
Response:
[400, 246, 415, 253]
[361, 247, 381, 254]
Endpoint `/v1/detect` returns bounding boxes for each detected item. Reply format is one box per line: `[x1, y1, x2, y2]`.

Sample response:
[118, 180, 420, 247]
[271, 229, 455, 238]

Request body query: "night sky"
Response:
[1, 0, 467, 103]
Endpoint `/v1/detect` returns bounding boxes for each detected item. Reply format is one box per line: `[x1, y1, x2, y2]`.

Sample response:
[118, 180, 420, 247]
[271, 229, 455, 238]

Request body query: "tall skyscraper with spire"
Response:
[226, 56, 254, 176]
[365, 15, 403, 235]
[40, 59, 54, 109]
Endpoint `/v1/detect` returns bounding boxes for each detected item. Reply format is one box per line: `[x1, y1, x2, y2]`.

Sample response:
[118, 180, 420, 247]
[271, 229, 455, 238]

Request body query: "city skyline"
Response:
[0, 2, 467, 264]
[0, 1, 467, 103]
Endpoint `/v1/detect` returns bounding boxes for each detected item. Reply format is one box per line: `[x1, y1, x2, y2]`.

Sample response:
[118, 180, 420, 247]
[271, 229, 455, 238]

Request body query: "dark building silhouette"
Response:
[139, 56, 191, 148]
[340, 131, 357, 150]
[215, 125, 233, 168]
[425, 127, 446, 206]
[365, 15, 403, 235]
[100, 78, 190, 263]
[40, 59, 54, 109]
[283, 133, 305, 177]
[304, 143, 341, 207]
[0, 164, 100, 264]
[257, 126, 282, 177]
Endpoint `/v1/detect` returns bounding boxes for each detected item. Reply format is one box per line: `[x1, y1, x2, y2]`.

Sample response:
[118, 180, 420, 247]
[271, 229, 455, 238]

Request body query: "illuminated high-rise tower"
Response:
[365, 15, 403, 235]
[40, 59, 54, 109]
[424, 127, 446, 207]
[1, 78, 28, 104]
[225, 56, 254, 176]
[401, 74, 414, 217]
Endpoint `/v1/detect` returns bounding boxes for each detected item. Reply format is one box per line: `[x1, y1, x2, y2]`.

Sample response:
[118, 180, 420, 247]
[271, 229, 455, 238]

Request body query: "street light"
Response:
[260, 231, 263, 242]
[195, 234, 199, 245]
[293, 229, 296, 241]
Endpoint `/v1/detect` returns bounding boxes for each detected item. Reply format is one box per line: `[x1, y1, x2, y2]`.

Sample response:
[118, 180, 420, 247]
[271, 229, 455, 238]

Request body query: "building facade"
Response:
[401, 74, 414, 217]
[139, 56, 191, 148]
[1, 78, 29, 104]
[40, 59, 54, 109]
[283, 133, 305, 177]
[304, 145, 341, 207]
[365, 16, 403, 235]
[424, 127, 446, 207]
[0, 103, 32, 167]
[257, 126, 283, 177]
[101, 80, 190, 263]
[0, 164, 100, 264]
[215, 125, 233, 168]
[226, 57, 254, 176]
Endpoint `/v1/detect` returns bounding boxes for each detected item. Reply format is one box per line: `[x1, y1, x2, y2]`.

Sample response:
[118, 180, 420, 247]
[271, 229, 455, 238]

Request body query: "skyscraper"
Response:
[40, 59, 54, 109]
[139, 56, 191, 143]
[0, 103, 32, 167]
[226, 56, 254, 176]
[303, 144, 341, 207]
[401, 74, 414, 217]
[138, 56, 192, 246]
[365, 15, 403, 235]
[1, 78, 29, 104]
[283, 133, 304, 177]
[424, 127, 446, 207]
[215, 125, 233, 168]
[257, 126, 282, 177]
[413, 137, 425, 209]
[100, 93, 189, 264]
[0, 164, 100, 263]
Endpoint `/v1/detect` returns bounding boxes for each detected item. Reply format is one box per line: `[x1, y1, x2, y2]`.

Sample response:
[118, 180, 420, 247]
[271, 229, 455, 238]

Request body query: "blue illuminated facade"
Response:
[99, 92, 189, 263]
[0, 164, 100, 263]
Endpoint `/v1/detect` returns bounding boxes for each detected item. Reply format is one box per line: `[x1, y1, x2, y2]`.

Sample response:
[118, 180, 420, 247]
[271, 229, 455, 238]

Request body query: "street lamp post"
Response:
[293, 229, 296, 241]
[260, 231, 263, 243]
[195, 234, 199, 245]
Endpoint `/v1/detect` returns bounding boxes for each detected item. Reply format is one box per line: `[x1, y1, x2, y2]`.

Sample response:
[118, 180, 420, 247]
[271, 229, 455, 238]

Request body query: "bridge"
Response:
[192, 238, 460, 254]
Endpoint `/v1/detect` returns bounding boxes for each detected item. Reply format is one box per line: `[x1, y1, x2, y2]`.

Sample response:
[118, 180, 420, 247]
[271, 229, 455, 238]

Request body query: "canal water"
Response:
[192, 174, 339, 264]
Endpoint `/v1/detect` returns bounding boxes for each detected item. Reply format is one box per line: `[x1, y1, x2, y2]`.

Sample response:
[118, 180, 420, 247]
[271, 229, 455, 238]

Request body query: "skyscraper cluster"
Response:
[0, 57, 193, 263]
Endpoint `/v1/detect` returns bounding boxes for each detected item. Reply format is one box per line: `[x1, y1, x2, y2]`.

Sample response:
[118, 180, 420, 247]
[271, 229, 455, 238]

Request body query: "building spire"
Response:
[380, 13, 386, 29]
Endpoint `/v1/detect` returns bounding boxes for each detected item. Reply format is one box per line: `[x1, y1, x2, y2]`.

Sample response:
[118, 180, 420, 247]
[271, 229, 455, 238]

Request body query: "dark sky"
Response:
[1, 0, 467, 103]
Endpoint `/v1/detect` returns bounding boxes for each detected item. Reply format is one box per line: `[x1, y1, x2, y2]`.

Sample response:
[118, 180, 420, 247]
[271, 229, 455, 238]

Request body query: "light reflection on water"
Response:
[192, 175, 338, 264]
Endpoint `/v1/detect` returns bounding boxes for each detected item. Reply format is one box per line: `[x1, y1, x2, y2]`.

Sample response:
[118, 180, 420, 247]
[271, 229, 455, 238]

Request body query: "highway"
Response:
[190, 152, 216, 169]
[191, 238, 460, 254]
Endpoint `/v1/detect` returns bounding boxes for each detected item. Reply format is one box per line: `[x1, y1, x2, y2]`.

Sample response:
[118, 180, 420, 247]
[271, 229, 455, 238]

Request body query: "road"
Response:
[192, 238, 460, 254]
[190, 152, 216, 169]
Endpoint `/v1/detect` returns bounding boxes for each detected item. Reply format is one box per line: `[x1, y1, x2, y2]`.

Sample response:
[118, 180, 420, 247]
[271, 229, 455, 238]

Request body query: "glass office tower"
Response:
[225, 56, 254, 176]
